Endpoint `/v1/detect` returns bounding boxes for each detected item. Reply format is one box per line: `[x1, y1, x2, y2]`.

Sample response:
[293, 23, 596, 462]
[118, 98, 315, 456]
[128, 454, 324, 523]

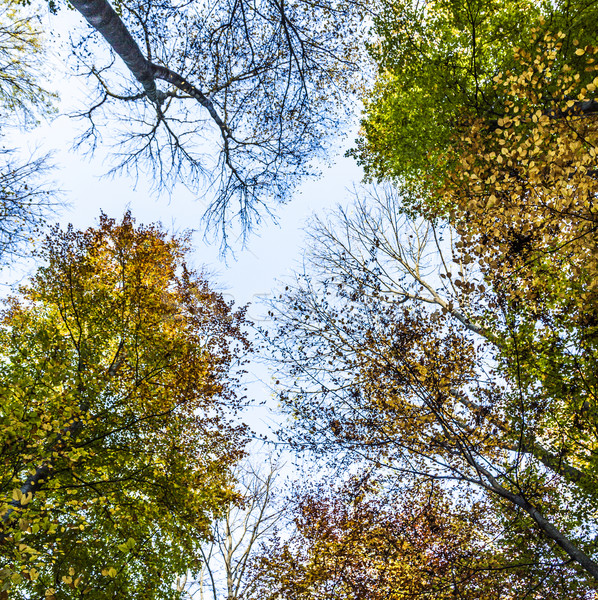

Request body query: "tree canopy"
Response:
[3, 0, 598, 596]
[250, 478, 595, 599]
[0, 214, 249, 599]
[0, 0, 57, 262]
[354, 0, 598, 191]
[266, 190, 598, 594]
[265, 0, 598, 591]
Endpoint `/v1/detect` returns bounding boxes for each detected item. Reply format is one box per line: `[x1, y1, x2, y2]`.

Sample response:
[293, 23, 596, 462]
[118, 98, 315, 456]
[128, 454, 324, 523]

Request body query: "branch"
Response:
[150, 64, 230, 140]
[71, 0, 231, 140]
[71, 0, 162, 103]
[468, 453, 598, 580]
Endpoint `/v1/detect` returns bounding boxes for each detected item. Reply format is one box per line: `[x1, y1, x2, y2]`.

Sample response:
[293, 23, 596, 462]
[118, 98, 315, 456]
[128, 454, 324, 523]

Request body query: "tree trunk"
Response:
[70, 0, 161, 102]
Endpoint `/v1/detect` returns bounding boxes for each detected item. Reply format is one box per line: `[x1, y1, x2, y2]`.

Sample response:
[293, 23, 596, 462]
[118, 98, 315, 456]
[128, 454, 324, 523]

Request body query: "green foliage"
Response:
[0, 214, 249, 599]
[353, 0, 598, 193]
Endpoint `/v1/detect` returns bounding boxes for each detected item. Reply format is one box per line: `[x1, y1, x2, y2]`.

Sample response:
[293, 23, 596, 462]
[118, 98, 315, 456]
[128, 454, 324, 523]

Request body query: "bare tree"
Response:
[304, 185, 489, 337]
[63, 0, 367, 241]
[181, 459, 287, 600]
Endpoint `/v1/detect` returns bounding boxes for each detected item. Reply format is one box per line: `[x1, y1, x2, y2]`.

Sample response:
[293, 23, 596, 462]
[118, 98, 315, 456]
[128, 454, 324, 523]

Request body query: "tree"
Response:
[182, 459, 287, 600]
[0, 0, 55, 127]
[249, 477, 593, 599]
[266, 186, 598, 588]
[0, 149, 57, 263]
[57, 0, 366, 237]
[0, 0, 57, 263]
[0, 213, 250, 599]
[438, 33, 598, 322]
[346, 0, 598, 505]
[429, 37, 598, 512]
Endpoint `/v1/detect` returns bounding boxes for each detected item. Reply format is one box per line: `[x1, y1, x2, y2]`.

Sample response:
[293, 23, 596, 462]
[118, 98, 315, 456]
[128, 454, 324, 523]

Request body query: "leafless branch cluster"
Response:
[69, 0, 369, 244]
[182, 459, 288, 600]
[0, 149, 58, 263]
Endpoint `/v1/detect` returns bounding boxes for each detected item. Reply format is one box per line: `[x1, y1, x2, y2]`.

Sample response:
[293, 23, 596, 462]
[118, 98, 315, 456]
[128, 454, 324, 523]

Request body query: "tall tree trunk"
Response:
[70, 0, 160, 102]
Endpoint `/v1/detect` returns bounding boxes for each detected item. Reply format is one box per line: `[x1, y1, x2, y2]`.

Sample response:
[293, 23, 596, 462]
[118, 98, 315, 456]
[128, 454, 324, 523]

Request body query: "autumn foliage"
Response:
[3, 0, 598, 597]
[0, 214, 249, 598]
[263, 1, 598, 596]
[250, 478, 596, 599]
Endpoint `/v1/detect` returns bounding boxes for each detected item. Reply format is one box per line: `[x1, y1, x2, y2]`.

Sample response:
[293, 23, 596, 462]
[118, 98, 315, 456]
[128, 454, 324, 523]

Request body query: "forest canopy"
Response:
[1, 0, 598, 597]
[265, 0, 598, 596]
